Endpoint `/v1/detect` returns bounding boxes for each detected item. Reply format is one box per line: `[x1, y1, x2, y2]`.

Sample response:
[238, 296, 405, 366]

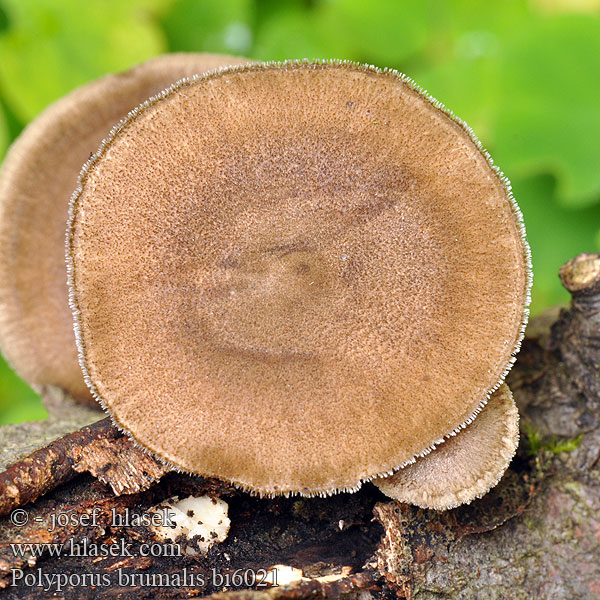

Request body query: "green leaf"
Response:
[0, 1, 7, 33]
[409, 0, 531, 147]
[317, 0, 431, 65]
[0, 102, 6, 161]
[0, 0, 166, 122]
[162, 0, 253, 55]
[252, 4, 353, 62]
[0, 357, 46, 425]
[493, 15, 600, 207]
[512, 175, 600, 313]
[410, 9, 600, 210]
[415, 45, 502, 144]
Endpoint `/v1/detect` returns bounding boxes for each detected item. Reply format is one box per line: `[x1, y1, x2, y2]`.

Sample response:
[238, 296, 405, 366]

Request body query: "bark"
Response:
[0, 253, 599, 600]
[0, 416, 171, 517]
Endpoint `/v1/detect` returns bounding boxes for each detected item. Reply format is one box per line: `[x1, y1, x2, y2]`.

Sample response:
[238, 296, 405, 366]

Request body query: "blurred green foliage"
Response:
[162, 0, 254, 54]
[0, 105, 6, 161]
[0, 0, 166, 121]
[0, 0, 599, 423]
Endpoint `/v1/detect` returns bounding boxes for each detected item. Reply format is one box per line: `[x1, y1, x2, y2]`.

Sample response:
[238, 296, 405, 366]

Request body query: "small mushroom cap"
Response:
[68, 61, 531, 494]
[0, 53, 250, 402]
[372, 383, 519, 510]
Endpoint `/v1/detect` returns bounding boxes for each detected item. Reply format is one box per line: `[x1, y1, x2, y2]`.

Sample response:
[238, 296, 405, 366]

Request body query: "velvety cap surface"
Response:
[68, 62, 530, 493]
[373, 384, 519, 509]
[0, 53, 249, 401]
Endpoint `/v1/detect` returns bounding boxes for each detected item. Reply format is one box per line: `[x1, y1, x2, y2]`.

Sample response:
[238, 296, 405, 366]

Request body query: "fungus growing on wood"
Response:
[0, 53, 249, 402]
[67, 61, 531, 500]
[151, 495, 230, 555]
[372, 384, 519, 509]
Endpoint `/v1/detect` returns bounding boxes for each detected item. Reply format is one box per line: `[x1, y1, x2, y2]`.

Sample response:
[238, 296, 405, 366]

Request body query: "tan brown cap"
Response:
[373, 383, 519, 509]
[0, 53, 250, 402]
[67, 61, 531, 494]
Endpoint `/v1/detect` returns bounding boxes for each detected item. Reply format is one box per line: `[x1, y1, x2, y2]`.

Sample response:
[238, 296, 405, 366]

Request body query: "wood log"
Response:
[0, 253, 598, 599]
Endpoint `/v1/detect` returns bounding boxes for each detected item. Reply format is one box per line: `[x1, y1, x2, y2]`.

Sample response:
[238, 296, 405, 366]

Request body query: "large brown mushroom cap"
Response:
[68, 61, 531, 494]
[0, 53, 250, 402]
[372, 383, 520, 510]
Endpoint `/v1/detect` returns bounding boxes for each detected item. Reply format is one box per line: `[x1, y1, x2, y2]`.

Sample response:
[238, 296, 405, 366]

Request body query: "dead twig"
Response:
[0, 417, 169, 516]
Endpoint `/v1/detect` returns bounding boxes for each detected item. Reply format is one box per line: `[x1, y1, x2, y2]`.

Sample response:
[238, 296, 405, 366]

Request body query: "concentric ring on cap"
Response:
[67, 60, 531, 495]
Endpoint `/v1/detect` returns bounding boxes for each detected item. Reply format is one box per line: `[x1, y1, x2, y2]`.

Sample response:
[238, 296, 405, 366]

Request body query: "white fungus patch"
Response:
[264, 565, 304, 586]
[263, 565, 352, 586]
[151, 495, 230, 555]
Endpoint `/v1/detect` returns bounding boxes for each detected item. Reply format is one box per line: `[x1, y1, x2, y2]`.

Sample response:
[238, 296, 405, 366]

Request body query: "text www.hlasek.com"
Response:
[11, 537, 166, 559]
[11, 541, 274, 592]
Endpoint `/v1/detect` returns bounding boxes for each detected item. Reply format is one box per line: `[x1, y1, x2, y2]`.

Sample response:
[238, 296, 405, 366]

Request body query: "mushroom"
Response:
[67, 61, 531, 503]
[372, 384, 519, 509]
[0, 53, 250, 403]
[150, 495, 230, 555]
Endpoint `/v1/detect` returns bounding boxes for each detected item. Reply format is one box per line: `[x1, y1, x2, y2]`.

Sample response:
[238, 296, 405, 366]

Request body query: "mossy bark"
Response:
[0, 253, 599, 600]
